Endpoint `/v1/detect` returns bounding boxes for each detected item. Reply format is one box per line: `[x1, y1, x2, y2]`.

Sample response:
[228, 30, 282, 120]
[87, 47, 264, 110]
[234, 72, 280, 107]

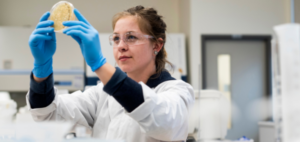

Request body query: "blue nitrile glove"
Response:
[62, 9, 106, 72]
[28, 12, 56, 78]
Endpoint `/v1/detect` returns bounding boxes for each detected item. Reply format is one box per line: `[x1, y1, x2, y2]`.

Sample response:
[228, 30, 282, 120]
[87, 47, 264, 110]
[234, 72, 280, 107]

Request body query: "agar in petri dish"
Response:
[49, 1, 76, 32]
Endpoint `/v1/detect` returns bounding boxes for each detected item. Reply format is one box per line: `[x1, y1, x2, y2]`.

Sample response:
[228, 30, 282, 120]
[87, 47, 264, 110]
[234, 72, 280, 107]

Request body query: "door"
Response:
[202, 35, 271, 142]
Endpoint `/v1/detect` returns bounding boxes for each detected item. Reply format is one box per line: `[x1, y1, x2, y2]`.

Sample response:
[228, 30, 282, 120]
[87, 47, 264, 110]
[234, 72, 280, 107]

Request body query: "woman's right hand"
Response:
[28, 12, 56, 78]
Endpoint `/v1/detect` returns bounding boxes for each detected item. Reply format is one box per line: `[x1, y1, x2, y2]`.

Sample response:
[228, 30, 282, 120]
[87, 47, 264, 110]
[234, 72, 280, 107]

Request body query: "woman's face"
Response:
[113, 16, 155, 73]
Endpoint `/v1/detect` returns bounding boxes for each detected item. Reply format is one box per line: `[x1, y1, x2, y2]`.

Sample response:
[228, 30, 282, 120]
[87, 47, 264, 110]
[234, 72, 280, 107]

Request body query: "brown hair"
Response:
[112, 5, 173, 76]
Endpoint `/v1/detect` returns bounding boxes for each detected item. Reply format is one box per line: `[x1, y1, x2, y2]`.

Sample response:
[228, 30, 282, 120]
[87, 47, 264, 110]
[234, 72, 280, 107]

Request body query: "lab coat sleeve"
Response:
[126, 80, 195, 141]
[26, 84, 104, 128]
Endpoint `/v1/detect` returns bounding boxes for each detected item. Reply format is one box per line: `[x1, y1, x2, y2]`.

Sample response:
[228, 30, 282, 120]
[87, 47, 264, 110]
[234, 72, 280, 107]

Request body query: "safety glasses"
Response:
[109, 32, 154, 47]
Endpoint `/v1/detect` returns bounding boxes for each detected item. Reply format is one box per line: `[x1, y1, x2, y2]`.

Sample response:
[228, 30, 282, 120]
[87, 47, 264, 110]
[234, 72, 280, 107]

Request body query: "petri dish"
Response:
[49, 1, 76, 33]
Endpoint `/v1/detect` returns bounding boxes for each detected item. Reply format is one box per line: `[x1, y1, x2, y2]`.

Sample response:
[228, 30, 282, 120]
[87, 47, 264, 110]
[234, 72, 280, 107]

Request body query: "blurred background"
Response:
[0, 0, 299, 142]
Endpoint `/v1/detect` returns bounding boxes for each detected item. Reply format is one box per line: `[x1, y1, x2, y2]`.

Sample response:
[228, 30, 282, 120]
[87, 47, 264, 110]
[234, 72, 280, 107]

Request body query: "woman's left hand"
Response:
[63, 9, 106, 72]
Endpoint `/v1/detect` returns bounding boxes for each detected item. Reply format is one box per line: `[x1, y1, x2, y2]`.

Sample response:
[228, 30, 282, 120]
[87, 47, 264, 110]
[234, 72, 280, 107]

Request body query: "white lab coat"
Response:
[26, 79, 194, 142]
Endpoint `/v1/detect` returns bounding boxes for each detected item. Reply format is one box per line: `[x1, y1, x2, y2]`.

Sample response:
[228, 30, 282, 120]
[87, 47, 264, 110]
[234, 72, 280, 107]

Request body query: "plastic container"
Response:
[49, 1, 76, 33]
[0, 99, 17, 125]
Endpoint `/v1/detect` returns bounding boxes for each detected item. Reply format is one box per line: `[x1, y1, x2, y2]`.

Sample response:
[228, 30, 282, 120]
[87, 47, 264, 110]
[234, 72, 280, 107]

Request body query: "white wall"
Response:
[189, 0, 290, 90]
[0, 0, 180, 33]
[295, 0, 300, 23]
[178, 0, 191, 82]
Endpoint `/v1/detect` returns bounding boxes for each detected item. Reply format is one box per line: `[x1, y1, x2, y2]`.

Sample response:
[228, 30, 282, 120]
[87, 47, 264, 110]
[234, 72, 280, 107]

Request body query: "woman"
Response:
[27, 5, 194, 142]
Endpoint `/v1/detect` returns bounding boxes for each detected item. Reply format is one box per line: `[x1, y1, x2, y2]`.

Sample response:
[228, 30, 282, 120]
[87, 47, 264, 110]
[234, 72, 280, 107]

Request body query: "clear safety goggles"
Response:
[109, 32, 154, 47]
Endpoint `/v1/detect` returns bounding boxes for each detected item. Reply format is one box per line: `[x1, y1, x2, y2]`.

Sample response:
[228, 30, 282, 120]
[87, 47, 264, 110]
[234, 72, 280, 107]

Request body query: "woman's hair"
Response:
[112, 5, 173, 76]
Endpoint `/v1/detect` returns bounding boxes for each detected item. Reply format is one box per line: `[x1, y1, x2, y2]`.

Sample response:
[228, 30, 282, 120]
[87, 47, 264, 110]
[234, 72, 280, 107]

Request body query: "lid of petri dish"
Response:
[49, 1, 76, 33]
